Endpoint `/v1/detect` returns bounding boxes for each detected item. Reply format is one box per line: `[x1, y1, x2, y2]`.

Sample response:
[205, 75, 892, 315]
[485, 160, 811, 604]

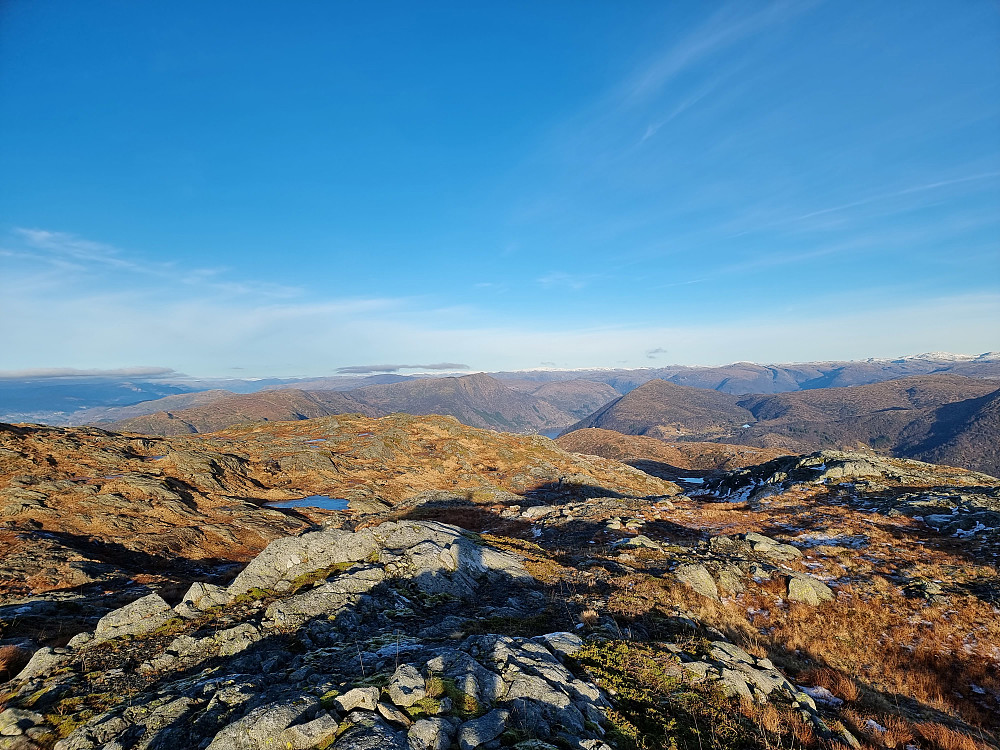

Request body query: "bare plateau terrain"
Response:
[0, 413, 998, 750]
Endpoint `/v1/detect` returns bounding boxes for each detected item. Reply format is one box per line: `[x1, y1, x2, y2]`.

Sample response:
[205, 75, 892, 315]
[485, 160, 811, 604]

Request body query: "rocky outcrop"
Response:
[0, 522, 615, 750]
[704, 450, 998, 505]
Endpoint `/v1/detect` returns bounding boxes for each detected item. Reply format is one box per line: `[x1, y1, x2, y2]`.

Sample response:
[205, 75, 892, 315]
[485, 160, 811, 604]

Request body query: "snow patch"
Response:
[799, 685, 843, 707]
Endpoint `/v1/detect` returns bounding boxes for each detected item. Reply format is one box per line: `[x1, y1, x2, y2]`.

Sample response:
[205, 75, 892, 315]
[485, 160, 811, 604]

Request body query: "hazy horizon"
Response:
[1, 349, 998, 385]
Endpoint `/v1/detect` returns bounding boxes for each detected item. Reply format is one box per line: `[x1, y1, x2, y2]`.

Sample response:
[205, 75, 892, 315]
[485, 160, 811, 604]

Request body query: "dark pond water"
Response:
[266, 495, 349, 511]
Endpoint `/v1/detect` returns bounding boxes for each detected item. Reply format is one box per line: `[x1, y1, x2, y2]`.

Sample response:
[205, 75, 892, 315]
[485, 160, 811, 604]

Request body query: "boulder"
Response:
[174, 582, 228, 619]
[13, 647, 67, 681]
[674, 563, 719, 600]
[333, 687, 380, 713]
[407, 718, 453, 750]
[93, 593, 173, 644]
[205, 699, 316, 750]
[787, 575, 835, 606]
[387, 664, 426, 708]
[332, 712, 407, 750]
[457, 709, 509, 750]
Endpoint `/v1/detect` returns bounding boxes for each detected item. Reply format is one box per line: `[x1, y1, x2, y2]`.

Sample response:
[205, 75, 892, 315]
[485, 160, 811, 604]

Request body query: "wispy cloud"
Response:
[623, 0, 817, 105]
[729, 171, 1000, 238]
[2, 229, 996, 377]
[14, 228, 139, 270]
[8, 227, 303, 299]
[536, 271, 595, 290]
[646, 347, 668, 359]
[639, 71, 735, 143]
[0, 367, 180, 380]
[789, 171, 1000, 223]
[335, 363, 469, 374]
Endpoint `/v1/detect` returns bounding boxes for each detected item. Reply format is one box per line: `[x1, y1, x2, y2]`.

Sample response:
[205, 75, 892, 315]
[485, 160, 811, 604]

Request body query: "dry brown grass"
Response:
[915, 721, 992, 750]
[0, 645, 30, 680]
[842, 709, 915, 748]
[605, 570, 1000, 734]
[738, 698, 820, 748]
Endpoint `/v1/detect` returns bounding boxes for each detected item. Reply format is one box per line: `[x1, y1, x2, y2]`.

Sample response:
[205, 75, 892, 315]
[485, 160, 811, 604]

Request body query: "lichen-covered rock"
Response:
[174, 581, 228, 619]
[387, 664, 426, 708]
[457, 709, 509, 750]
[92, 593, 173, 644]
[334, 687, 381, 713]
[332, 712, 407, 749]
[787, 574, 835, 606]
[674, 563, 719, 600]
[407, 718, 453, 750]
[205, 699, 331, 750]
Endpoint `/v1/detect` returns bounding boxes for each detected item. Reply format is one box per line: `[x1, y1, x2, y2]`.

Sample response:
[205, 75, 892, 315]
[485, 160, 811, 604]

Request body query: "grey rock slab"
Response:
[67, 632, 93, 649]
[505, 673, 572, 710]
[733, 664, 789, 695]
[534, 632, 583, 658]
[618, 535, 661, 550]
[674, 563, 719, 600]
[265, 566, 386, 627]
[408, 718, 453, 750]
[205, 698, 314, 750]
[92, 593, 173, 644]
[716, 565, 746, 595]
[14, 646, 67, 681]
[333, 711, 408, 750]
[0, 708, 44, 736]
[334, 687, 380, 713]
[457, 709, 509, 750]
[377, 701, 414, 728]
[521, 505, 556, 520]
[174, 581, 228, 619]
[718, 669, 754, 700]
[709, 641, 754, 665]
[425, 650, 504, 702]
[680, 661, 715, 681]
[787, 575, 835, 606]
[227, 528, 378, 600]
[387, 664, 427, 708]
[215, 623, 263, 658]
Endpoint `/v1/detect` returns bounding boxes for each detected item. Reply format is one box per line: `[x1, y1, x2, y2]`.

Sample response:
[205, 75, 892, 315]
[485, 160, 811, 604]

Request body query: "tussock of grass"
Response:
[0, 644, 30, 679]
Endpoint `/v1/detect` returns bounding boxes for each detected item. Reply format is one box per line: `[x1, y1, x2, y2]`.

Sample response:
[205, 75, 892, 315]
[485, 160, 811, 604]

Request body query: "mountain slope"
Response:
[347, 373, 574, 433]
[72, 389, 236, 423]
[560, 379, 753, 440]
[562, 374, 1000, 476]
[107, 389, 373, 435]
[735, 375, 1000, 466]
[556, 427, 789, 478]
[493, 378, 621, 420]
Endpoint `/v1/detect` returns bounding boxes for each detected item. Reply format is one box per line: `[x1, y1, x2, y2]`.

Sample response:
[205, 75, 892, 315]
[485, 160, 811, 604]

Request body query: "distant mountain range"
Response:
[3, 352, 997, 425]
[562, 374, 1000, 476]
[2, 353, 999, 475]
[101, 374, 584, 435]
[492, 351, 1000, 394]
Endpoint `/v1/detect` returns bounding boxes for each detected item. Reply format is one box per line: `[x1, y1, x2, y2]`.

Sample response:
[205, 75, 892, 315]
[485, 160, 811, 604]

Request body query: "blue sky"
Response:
[1, 0, 998, 377]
